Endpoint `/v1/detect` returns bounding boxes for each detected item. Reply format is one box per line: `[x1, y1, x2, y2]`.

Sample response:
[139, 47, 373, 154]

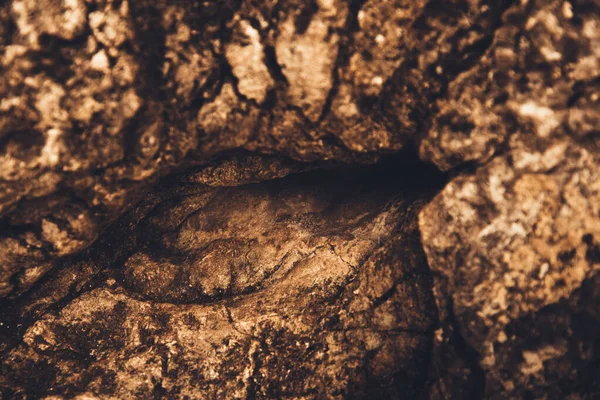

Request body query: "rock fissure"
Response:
[1, 0, 599, 398]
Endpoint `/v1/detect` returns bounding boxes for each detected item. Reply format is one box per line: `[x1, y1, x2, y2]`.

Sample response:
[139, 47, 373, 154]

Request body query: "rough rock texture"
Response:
[419, 0, 600, 171]
[417, 0, 600, 398]
[0, 0, 518, 297]
[0, 0, 599, 398]
[1, 163, 442, 398]
[421, 139, 600, 398]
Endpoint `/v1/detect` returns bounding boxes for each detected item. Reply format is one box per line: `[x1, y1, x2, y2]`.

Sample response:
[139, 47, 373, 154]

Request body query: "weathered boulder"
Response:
[419, 0, 600, 397]
[0, 0, 515, 298]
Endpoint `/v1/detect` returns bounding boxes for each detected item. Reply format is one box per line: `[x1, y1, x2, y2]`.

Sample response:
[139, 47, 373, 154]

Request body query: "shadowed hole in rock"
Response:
[0, 152, 448, 399]
[119, 153, 448, 304]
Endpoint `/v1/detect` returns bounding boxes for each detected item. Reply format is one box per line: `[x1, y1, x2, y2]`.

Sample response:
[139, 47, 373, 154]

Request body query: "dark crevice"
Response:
[0, 149, 449, 361]
[445, 298, 487, 400]
[293, 0, 319, 35]
[316, 0, 367, 124]
[372, 284, 398, 309]
[262, 44, 288, 88]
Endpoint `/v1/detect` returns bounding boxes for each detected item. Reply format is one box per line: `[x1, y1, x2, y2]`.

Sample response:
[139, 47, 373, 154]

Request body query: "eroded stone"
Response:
[420, 138, 600, 397]
[1, 163, 439, 398]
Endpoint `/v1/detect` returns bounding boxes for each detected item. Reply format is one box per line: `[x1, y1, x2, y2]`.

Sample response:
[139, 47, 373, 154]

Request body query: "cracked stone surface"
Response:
[421, 138, 600, 398]
[0, 0, 519, 297]
[1, 0, 599, 398]
[1, 163, 441, 398]
[417, 0, 600, 398]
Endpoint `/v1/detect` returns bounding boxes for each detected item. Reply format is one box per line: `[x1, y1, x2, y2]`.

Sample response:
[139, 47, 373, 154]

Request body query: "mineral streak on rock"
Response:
[275, 0, 347, 122]
[226, 19, 274, 104]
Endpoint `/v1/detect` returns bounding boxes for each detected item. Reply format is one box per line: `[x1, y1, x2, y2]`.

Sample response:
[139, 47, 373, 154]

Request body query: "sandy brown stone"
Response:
[419, 0, 600, 170]
[420, 138, 600, 397]
[416, 1, 600, 397]
[0, 0, 598, 398]
[0, 0, 519, 296]
[1, 163, 440, 399]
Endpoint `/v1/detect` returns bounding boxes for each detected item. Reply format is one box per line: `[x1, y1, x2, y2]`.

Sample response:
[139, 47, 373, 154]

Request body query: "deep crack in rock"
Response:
[1, 0, 599, 398]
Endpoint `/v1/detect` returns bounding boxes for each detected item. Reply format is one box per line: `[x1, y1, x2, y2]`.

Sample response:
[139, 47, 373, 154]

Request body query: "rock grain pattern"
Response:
[0, 0, 598, 398]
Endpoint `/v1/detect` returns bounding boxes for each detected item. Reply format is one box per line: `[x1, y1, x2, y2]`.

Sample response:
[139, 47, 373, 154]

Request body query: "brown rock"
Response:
[1, 0, 598, 398]
[1, 162, 440, 398]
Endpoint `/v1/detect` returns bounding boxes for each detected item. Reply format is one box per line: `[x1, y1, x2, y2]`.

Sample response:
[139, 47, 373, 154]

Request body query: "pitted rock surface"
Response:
[0, 0, 517, 296]
[417, 0, 600, 397]
[1, 0, 599, 398]
[420, 138, 600, 398]
[1, 163, 440, 399]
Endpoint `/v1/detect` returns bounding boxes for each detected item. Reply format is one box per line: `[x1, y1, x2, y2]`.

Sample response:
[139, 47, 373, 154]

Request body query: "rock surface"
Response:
[0, 0, 599, 398]
[417, 0, 600, 398]
[0, 0, 517, 297]
[421, 139, 600, 398]
[1, 163, 442, 398]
